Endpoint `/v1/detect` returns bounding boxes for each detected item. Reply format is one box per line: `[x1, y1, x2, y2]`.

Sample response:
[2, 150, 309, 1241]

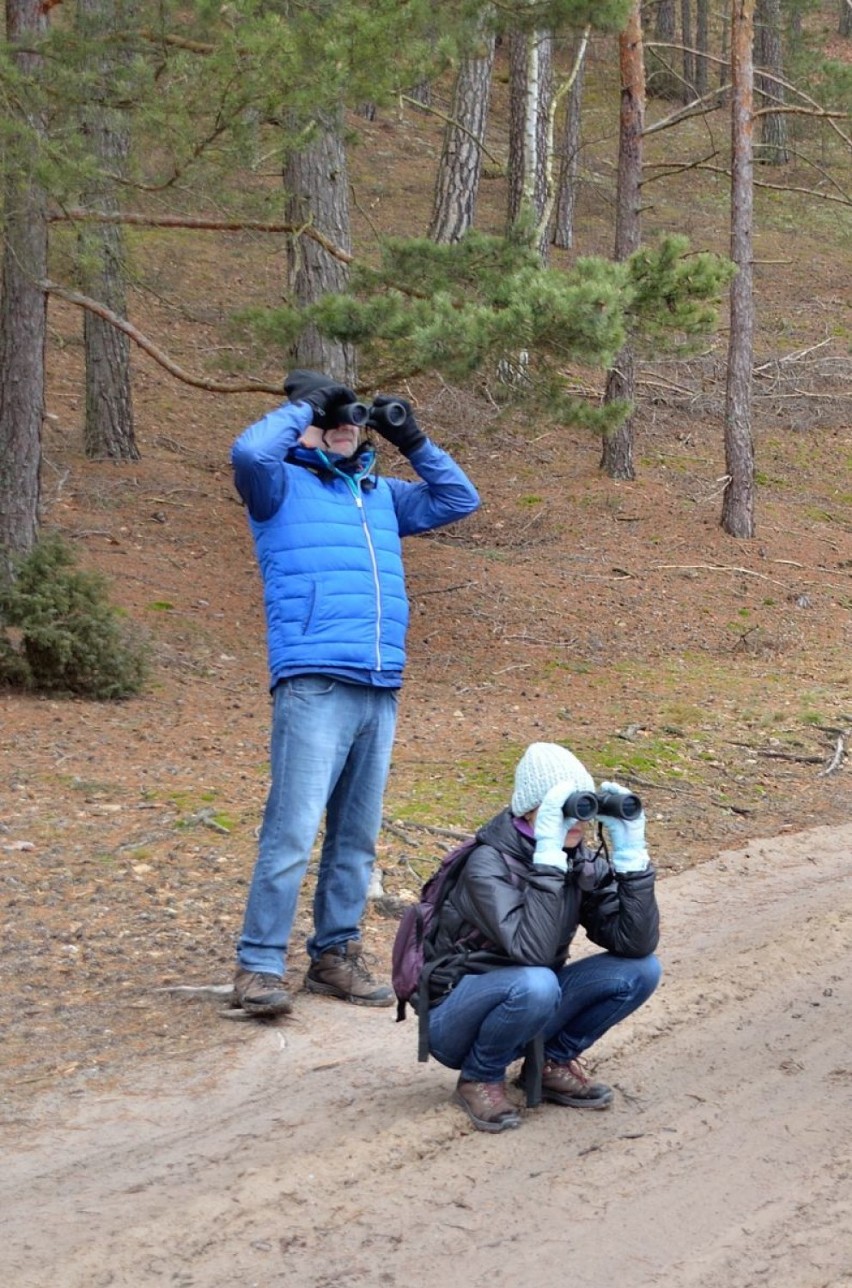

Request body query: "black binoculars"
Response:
[561, 790, 643, 822]
[324, 399, 407, 431]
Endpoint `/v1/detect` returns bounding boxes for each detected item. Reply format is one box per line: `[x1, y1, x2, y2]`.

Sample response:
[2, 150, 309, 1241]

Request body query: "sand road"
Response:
[3, 823, 851, 1288]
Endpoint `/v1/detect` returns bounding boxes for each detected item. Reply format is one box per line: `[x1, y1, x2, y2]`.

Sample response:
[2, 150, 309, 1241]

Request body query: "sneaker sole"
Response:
[451, 1090, 522, 1133]
[303, 978, 394, 1007]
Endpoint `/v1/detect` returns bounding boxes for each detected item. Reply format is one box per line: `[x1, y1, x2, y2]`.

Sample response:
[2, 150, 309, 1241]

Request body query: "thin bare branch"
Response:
[399, 94, 503, 168]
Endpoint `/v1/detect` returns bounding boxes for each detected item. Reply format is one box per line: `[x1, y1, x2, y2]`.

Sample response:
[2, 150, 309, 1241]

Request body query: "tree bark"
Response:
[681, 0, 695, 98]
[429, 27, 496, 243]
[77, 0, 138, 461]
[552, 39, 586, 250]
[695, 0, 711, 98]
[722, 0, 756, 539]
[283, 113, 355, 384]
[754, 0, 789, 165]
[507, 27, 553, 261]
[840, 0, 852, 39]
[0, 0, 48, 580]
[647, 0, 680, 100]
[602, 0, 645, 482]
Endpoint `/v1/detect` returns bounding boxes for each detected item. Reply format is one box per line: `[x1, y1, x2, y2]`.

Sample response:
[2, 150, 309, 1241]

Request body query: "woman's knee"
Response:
[511, 966, 562, 1014]
[631, 953, 663, 999]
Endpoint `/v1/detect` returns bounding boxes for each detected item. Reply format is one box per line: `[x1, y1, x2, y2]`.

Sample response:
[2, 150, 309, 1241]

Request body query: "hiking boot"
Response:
[233, 968, 293, 1017]
[540, 1058, 614, 1110]
[304, 942, 393, 1007]
[452, 1077, 522, 1133]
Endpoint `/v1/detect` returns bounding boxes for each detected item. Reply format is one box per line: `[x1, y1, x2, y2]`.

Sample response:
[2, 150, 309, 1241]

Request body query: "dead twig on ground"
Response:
[820, 730, 849, 777]
[381, 817, 470, 843]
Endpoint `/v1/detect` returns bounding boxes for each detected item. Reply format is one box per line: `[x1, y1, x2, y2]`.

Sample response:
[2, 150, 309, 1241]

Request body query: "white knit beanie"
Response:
[510, 742, 595, 817]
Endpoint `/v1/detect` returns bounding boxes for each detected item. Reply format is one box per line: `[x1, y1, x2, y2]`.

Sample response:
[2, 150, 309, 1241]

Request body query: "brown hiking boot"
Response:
[304, 942, 393, 1007]
[452, 1077, 522, 1133]
[540, 1058, 613, 1109]
[233, 968, 293, 1017]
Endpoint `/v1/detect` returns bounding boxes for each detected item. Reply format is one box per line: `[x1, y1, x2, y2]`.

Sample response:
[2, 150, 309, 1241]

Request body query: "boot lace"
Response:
[349, 948, 378, 984]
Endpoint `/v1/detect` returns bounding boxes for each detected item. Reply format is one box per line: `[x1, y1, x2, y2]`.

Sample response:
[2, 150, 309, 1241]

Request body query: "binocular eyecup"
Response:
[335, 401, 370, 428]
[561, 790, 643, 822]
[367, 400, 407, 430]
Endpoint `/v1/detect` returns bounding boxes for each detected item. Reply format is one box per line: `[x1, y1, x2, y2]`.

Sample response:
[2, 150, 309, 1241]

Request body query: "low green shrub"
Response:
[0, 533, 148, 699]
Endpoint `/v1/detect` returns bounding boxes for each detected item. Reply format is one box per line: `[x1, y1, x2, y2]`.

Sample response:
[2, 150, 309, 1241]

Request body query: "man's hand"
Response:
[532, 780, 577, 872]
[598, 780, 650, 873]
[368, 395, 426, 456]
[284, 369, 360, 429]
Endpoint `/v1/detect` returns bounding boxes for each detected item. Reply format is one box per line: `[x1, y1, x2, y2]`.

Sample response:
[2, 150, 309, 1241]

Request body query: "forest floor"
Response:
[1, 33, 851, 1288]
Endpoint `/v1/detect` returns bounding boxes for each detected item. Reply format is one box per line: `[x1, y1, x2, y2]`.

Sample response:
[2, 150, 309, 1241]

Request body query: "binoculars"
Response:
[561, 790, 643, 822]
[327, 399, 407, 431]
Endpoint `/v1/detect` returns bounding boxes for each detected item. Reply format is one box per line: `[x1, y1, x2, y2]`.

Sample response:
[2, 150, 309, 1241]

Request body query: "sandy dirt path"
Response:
[3, 823, 851, 1288]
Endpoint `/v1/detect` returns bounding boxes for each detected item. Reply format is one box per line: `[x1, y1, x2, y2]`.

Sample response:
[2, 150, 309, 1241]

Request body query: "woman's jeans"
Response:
[428, 954, 662, 1084]
[237, 676, 398, 976]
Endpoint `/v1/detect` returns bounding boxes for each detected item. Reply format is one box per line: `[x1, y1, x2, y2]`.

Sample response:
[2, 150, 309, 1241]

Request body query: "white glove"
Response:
[532, 780, 578, 872]
[598, 780, 650, 873]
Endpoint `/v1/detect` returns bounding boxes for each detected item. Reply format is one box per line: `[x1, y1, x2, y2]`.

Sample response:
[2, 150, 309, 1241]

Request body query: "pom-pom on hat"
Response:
[511, 742, 595, 817]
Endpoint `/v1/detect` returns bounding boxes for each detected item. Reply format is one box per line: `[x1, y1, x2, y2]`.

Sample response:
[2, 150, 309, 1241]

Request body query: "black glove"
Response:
[368, 395, 426, 456]
[284, 369, 363, 430]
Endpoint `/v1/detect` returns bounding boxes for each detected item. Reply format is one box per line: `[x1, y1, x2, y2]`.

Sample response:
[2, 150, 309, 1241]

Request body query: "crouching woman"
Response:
[426, 742, 662, 1133]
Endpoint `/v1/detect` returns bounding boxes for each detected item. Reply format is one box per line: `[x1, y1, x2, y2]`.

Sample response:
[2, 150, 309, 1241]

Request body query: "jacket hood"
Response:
[476, 808, 534, 863]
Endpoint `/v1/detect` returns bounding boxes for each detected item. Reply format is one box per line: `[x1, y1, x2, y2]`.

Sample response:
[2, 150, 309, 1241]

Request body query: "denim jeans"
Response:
[428, 953, 662, 1083]
[237, 675, 398, 976]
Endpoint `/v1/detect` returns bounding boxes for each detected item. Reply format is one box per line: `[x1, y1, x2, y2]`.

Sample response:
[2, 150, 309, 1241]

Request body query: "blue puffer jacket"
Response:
[231, 401, 480, 689]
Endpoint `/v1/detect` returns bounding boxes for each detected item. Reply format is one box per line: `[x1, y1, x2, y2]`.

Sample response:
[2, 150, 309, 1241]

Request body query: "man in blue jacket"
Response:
[231, 370, 480, 1017]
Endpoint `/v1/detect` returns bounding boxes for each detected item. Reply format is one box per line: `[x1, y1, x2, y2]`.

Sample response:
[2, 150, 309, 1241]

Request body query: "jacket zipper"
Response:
[353, 490, 382, 671]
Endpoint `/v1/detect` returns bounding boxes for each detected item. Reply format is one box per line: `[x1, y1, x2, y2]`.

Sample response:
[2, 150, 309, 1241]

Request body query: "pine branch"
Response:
[41, 280, 282, 395]
[48, 207, 354, 263]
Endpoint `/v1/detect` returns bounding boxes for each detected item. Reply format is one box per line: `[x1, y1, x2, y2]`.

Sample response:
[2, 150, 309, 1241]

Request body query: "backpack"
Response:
[391, 837, 528, 1062]
[391, 837, 478, 1037]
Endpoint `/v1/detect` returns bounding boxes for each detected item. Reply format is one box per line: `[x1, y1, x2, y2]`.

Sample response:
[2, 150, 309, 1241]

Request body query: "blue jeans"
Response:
[237, 675, 398, 976]
[428, 953, 662, 1083]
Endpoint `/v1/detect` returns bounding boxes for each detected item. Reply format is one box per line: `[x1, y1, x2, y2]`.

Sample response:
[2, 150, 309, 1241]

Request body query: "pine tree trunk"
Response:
[429, 29, 495, 243]
[0, 0, 48, 581]
[283, 114, 356, 384]
[754, 0, 789, 165]
[602, 1, 644, 482]
[722, 0, 756, 539]
[695, 0, 711, 97]
[647, 0, 680, 100]
[681, 0, 695, 97]
[552, 41, 586, 250]
[507, 28, 553, 262]
[77, 0, 138, 461]
[840, 0, 851, 39]
[507, 29, 530, 227]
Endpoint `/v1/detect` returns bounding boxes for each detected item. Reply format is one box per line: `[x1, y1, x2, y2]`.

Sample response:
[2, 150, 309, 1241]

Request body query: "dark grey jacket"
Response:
[425, 807, 660, 1004]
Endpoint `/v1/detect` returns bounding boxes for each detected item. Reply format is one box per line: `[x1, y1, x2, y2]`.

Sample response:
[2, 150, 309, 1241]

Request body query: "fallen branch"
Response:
[820, 730, 849, 777]
[382, 816, 469, 842]
[651, 563, 789, 588]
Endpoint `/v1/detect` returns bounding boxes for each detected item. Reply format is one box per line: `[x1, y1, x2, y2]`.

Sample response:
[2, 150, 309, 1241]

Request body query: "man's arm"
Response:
[231, 402, 313, 521]
[386, 440, 480, 536]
